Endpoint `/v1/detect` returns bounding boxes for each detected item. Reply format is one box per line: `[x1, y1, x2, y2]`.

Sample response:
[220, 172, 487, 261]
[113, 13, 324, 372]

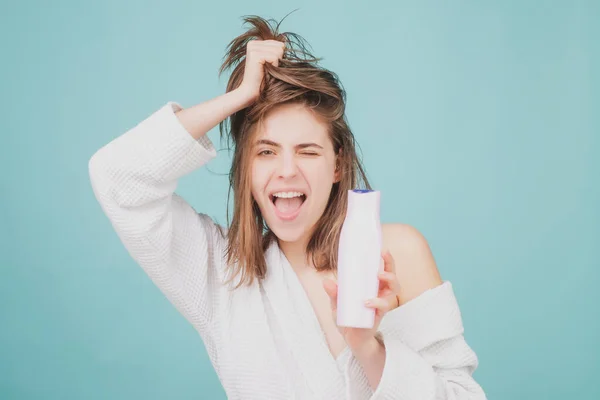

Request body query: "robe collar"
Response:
[260, 240, 349, 399]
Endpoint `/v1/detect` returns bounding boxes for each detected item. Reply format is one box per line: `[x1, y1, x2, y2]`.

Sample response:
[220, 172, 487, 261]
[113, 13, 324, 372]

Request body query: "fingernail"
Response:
[364, 300, 372, 306]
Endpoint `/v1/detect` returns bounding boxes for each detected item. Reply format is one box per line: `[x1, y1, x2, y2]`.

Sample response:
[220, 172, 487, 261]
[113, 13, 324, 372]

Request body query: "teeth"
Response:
[272, 191, 304, 198]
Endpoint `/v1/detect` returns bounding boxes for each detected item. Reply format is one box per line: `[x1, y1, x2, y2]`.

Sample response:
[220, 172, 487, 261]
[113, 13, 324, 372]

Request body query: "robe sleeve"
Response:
[88, 102, 226, 335]
[341, 281, 487, 400]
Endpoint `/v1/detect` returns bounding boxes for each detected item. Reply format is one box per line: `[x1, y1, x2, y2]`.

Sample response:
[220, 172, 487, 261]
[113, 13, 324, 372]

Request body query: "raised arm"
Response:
[88, 88, 254, 333]
[88, 39, 286, 335]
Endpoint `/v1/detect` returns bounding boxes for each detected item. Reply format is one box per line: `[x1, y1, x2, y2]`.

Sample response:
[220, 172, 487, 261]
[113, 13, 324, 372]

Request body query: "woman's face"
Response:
[251, 103, 340, 245]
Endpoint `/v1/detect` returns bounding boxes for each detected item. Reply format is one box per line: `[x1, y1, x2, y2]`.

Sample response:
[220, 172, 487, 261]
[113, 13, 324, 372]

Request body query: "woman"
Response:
[89, 15, 486, 400]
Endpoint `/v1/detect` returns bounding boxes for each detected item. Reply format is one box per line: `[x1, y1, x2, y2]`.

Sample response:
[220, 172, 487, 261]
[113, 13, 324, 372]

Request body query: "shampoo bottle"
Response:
[336, 189, 382, 328]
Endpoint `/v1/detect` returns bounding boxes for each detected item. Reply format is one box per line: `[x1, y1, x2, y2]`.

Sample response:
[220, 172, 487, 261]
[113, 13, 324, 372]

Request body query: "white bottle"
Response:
[336, 189, 382, 328]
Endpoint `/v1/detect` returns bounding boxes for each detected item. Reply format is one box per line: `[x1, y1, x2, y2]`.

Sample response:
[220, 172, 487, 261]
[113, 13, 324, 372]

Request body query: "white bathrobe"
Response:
[88, 101, 487, 400]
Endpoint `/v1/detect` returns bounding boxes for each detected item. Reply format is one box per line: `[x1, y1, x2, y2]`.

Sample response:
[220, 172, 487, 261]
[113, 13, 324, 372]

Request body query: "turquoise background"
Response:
[1, 1, 598, 399]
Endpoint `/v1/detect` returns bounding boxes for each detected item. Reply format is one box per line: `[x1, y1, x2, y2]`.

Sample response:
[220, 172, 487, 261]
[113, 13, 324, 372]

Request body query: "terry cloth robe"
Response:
[89, 101, 487, 400]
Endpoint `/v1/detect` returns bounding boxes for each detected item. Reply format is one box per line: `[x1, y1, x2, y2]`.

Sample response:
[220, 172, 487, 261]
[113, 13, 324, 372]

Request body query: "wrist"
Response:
[232, 85, 257, 108]
[351, 335, 384, 361]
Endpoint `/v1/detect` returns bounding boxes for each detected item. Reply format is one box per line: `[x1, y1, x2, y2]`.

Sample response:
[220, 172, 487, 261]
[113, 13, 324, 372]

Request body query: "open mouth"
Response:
[269, 191, 307, 221]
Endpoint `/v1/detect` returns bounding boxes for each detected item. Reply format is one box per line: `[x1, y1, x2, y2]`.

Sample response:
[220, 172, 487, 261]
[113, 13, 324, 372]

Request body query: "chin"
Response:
[267, 222, 309, 244]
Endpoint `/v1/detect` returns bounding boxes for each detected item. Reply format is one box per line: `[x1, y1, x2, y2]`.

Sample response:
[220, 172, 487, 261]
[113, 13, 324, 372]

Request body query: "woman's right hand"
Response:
[238, 39, 286, 102]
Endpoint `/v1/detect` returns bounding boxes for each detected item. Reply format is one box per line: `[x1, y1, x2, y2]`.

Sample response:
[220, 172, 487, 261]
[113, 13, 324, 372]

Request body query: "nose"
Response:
[277, 153, 298, 179]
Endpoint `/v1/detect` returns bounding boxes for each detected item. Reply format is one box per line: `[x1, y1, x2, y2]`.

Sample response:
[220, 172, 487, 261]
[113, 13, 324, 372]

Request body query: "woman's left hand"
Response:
[323, 250, 401, 355]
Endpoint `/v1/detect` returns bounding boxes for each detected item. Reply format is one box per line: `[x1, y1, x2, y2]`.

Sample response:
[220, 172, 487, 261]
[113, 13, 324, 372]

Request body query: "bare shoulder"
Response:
[382, 223, 443, 305]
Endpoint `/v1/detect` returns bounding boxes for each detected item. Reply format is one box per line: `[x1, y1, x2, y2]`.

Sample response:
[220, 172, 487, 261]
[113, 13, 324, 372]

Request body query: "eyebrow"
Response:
[255, 139, 324, 150]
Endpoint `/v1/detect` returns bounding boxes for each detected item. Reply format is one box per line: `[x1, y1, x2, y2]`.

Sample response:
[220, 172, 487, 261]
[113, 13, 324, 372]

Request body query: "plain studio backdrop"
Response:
[1, 1, 597, 399]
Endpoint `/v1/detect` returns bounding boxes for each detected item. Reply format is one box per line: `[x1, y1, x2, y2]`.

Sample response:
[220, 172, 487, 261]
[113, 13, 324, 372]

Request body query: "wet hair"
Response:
[218, 14, 370, 288]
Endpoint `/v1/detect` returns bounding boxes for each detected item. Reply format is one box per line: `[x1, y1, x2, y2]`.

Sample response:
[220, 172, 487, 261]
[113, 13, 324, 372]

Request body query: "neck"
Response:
[278, 235, 311, 271]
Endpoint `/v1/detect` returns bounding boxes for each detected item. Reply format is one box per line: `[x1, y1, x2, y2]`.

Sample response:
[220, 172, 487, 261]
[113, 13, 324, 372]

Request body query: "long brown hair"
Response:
[218, 14, 371, 288]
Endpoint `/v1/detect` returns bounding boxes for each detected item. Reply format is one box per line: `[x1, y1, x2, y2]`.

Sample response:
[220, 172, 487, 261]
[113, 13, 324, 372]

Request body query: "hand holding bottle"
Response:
[323, 250, 401, 355]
